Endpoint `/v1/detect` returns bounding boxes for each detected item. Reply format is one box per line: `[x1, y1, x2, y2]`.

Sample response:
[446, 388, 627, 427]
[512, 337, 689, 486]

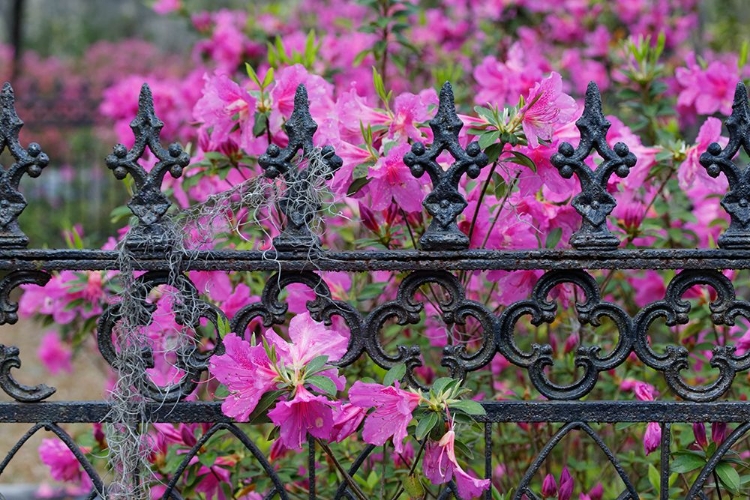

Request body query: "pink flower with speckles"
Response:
[519, 72, 577, 148]
[349, 381, 422, 453]
[367, 143, 425, 213]
[38, 439, 92, 490]
[268, 385, 338, 450]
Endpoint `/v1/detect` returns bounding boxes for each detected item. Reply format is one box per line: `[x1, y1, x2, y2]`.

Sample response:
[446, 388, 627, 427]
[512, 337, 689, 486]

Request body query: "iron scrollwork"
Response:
[97, 271, 226, 403]
[497, 269, 634, 400]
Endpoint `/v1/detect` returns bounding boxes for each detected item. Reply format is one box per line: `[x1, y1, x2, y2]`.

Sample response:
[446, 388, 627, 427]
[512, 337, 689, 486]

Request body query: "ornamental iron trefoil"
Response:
[105, 83, 190, 250]
[699, 82, 750, 249]
[550, 82, 637, 250]
[0, 82, 50, 248]
[258, 84, 343, 252]
[403, 82, 489, 251]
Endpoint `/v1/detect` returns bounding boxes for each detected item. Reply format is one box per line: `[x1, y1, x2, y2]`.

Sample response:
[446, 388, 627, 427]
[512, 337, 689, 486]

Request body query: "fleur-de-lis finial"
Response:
[258, 84, 343, 251]
[105, 83, 190, 250]
[403, 82, 489, 251]
[550, 82, 637, 250]
[699, 82, 750, 249]
[0, 82, 50, 248]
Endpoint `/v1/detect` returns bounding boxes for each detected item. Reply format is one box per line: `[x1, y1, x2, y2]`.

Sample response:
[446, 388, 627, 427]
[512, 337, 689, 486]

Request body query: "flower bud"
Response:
[693, 422, 708, 448]
[712, 422, 727, 446]
[558, 468, 574, 500]
[542, 473, 558, 498]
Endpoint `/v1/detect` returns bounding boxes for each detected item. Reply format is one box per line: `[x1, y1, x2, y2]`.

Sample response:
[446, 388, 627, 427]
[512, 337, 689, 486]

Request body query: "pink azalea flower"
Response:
[519, 72, 577, 148]
[349, 381, 422, 453]
[389, 89, 438, 142]
[38, 439, 92, 490]
[152, 0, 181, 14]
[208, 333, 278, 421]
[367, 143, 425, 213]
[193, 73, 257, 154]
[330, 404, 367, 443]
[209, 312, 348, 421]
[37, 332, 73, 375]
[422, 429, 490, 499]
[268, 385, 337, 450]
[189, 271, 233, 302]
[678, 117, 728, 191]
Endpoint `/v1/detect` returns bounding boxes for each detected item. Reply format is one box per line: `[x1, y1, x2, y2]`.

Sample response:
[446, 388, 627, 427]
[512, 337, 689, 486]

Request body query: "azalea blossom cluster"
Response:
[17, 0, 750, 498]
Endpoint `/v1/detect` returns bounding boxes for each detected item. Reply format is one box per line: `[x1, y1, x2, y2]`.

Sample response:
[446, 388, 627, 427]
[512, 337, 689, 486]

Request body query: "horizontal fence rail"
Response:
[2, 77, 750, 499]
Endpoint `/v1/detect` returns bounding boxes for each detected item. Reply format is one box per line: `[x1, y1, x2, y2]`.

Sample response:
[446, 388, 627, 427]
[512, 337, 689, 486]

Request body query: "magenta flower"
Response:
[367, 143, 425, 213]
[678, 117, 727, 191]
[558, 468, 574, 500]
[268, 385, 337, 450]
[712, 422, 727, 446]
[388, 89, 438, 142]
[542, 473, 558, 497]
[422, 429, 490, 499]
[643, 422, 661, 455]
[209, 332, 278, 421]
[193, 73, 257, 153]
[349, 381, 421, 453]
[209, 312, 348, 421]
[37, 332, 73, 375]
[38, 438, 92, 490]
[330, 404, 367, 443]
[693, 422, 708, 448]
[519, 72, 577, 148]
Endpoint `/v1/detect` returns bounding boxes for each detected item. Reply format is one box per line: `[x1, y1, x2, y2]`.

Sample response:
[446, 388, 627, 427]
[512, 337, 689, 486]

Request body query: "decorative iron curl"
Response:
[105, 83, 190, 250]
[230, 271, 365, 366]
[550, 82, 637, 250]
[403, 82, 489, 250]
[363, 270, 496, 390]
[496, 270, 633, 400]
[0, 344, 56, 402]
[699, 83, 750, 249]
[0, 270, 49, 325]
[0, 82, 50, 248]
[97, 271, 226, 403]
[258, 85, 342, 251]
[633, 270, 747, 402]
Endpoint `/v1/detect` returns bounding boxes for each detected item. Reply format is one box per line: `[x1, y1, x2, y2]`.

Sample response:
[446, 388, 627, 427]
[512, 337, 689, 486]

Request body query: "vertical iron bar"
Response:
[485, 421, 492, 500]
[9, 0, 24, 80]
[308, 435, 316, 500]
[660, 422, 671, 500]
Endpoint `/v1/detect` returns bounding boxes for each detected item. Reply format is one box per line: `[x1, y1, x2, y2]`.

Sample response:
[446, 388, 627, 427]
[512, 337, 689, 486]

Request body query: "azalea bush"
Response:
[17, 0, 750, 498]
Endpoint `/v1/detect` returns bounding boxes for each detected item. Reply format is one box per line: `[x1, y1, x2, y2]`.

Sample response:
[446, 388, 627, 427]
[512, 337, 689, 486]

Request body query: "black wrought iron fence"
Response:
[4, 75, 750, 499]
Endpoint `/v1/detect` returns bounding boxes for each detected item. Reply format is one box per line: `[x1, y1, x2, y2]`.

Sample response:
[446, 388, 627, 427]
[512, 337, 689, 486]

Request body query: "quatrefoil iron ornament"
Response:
[403, 82, 489, 251]
[550, 82, 637, 250]
[258, 85, 343, 251]
[0, 83, 50, 248]
[699, 82, 750, 249]
[105, 83, 190, 250]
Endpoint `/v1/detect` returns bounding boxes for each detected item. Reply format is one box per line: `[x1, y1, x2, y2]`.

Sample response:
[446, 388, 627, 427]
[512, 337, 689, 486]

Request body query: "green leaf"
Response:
[347, 177, 371, 196]
[198, 450, 217, 468]
[508, 151, 537, 173]
[431, 377, 454, 395]
[716, 462, 741, 493]
[402, 475, 425, 498]
[478, 130, 501, 150]
[648, 464, 660, 491]
[473, 106, 495, 124]
[261, 67, 275, 89]
[305, 355, 329, 375]
[249, 390, 286, 424]
[253, 112, 268, 138]
[450, 399, 486, 416]
[545, 227, 563, 249]
[671, 453, 705, 474]
[484, 143, 504, 163]
[306, 376, 338, 396]
[415, 412, 439, 440]
[384, 363, 406, 386]
[352, 48, 371, 66]
[245, 63, 261, 87]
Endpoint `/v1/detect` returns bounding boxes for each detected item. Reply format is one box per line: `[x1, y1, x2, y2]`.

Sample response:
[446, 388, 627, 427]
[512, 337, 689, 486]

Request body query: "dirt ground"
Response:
[0, 318, 107, 487]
